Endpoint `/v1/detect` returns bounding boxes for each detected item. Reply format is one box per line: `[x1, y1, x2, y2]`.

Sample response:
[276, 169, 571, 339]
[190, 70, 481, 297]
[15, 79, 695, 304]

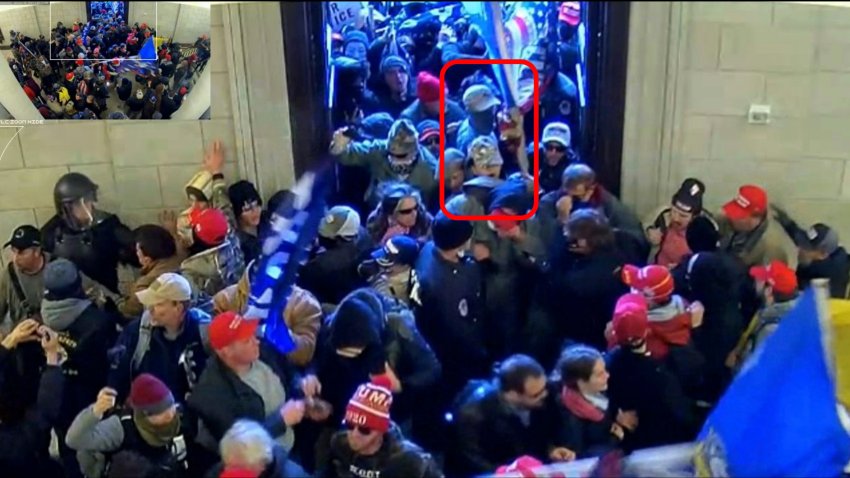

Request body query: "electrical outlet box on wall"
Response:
[748, 104, 771, 125]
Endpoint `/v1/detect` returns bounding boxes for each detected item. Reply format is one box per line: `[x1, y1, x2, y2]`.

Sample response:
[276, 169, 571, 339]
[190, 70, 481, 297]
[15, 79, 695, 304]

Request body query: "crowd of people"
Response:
[5, 4, 210, 120]
[1, 2, 849, 478]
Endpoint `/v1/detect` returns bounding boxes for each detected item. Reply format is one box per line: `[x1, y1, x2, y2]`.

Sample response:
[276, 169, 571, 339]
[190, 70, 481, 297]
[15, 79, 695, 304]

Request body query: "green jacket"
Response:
[337, 140, 439, 207]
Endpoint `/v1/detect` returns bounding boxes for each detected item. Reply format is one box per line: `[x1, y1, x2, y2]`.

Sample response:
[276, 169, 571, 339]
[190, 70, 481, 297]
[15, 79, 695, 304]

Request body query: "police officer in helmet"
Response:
[41, 172, 138, 293]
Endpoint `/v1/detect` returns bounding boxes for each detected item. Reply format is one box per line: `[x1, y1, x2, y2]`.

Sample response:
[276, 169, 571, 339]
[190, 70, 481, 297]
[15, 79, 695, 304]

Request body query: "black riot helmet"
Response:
[54, 172, 99, 230]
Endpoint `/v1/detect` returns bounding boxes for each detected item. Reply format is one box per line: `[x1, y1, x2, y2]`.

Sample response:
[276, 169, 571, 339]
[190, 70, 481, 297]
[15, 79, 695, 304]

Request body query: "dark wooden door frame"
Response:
[280, 2, 630, 194]
[584, 1, 630, 197]
[280, 1, 329, 177]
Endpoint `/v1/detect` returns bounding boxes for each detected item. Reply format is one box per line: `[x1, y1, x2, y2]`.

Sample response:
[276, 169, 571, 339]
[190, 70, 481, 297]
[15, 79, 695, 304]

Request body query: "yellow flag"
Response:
[828, 299, 850, 407]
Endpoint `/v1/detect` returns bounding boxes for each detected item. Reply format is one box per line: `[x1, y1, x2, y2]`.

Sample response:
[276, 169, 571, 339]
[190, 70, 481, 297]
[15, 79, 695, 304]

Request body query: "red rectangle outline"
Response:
[438, 58, 539, 222]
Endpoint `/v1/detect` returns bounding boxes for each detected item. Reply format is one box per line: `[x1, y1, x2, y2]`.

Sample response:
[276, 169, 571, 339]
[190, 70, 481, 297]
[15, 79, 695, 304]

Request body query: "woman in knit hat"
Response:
[66, 374, 189, 478]
[227, 180, 263, 265]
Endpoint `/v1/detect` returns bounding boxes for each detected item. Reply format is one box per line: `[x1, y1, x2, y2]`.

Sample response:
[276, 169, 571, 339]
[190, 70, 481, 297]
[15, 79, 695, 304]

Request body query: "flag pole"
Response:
[813, 278, 837, 379]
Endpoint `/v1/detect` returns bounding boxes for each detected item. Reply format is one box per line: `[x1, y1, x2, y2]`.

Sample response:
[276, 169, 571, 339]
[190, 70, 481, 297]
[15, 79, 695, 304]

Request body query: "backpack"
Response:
[101, 409, 188, 478]
[130, 309, 210, 387]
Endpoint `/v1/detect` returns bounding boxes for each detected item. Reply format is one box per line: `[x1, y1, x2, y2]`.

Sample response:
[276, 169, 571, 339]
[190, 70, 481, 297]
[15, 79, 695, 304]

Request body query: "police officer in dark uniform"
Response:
[41, 172, 138, 293]
[413, 213, 489, 452]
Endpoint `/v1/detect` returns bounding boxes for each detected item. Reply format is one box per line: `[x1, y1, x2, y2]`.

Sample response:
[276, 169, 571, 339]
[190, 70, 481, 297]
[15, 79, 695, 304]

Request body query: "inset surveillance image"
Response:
[0, 1, 210, 119]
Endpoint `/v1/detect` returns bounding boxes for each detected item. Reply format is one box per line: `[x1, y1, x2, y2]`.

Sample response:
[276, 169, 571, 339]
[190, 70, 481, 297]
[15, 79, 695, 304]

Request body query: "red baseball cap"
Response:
[191, 208, 229, 246]
[220, 469, 259, 478]
[559, 1, 581, 26]
[723, 185, 768, 221]
[209, 311, 259, 350]
[750, 260, 797, 295]
[488, 209, 520, 232]
[621, 264, 674, 303]
[496, 456, 545, 478]
[611, 293, 649, 345]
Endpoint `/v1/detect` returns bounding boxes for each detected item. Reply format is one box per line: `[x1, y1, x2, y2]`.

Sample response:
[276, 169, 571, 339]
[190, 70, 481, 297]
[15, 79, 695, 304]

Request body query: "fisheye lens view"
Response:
[0, 1, 210, 119]
[0, 1, 848, 477]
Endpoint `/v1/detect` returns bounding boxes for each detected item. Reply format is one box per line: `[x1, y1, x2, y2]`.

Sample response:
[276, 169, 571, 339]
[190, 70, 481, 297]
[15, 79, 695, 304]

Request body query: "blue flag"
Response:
[244, 166, 332, 355]
[695, 288, 850, 477]
[139, 37, 157, 62]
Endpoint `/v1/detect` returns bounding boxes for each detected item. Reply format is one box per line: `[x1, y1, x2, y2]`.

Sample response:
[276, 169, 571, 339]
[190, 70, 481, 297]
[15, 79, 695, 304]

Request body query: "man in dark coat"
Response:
[526, 209, 628, 366]
[302, 288, 441, 428]
[446, 354, 553, 477]
[187, 311, 306, 473]
[300, 288, 440, 471]
[413, 214, 489, 451]
[299, 206, 372, 306]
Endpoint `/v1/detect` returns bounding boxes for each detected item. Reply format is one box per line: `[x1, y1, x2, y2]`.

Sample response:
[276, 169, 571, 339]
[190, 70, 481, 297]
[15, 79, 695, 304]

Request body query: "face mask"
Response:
[388, 155, 416, 178]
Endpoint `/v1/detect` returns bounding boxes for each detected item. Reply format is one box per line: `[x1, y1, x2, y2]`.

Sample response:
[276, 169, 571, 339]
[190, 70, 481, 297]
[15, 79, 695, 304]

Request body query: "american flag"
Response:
[503, 1, 553, 60]
[244, 165, 332, 354]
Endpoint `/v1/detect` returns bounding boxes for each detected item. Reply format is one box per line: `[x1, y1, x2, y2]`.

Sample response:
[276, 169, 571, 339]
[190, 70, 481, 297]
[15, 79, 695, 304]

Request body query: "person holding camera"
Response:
[40, 258, 115, 478]
[0, 320, 66, 476]
[66, 374, 191, 478]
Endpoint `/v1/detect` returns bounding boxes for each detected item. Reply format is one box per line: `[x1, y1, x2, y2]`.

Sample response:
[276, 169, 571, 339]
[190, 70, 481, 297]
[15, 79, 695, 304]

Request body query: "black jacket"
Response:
[322, 425, 442, 478]
[535, 147, 580, 196]
[206, 444, 308, 478]
[414, 242, 489, 392]
[235, 228, 261, 266]
[41, 213, 138, 293]
[797, 247, 850, 298]
[312, 289, 441, 426]
[446, 381, 553, 477]
[0, 357, 65, 478]
[53, 302, 114, 428]
[535, 245, 628, 350]
[553, 392, 619, 459]
[107, 309, 210, 404]
[187, 342, 302, 443]
[605, 347, 698, 451]
[298, 233, 373, 306]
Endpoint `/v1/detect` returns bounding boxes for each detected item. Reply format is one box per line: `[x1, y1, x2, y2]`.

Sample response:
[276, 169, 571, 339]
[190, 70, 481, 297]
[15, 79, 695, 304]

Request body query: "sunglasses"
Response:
[422, 137, 440, 146]
[389, 152, 411, 159]
[545, 143, 566, 153]
[347, 424, 373, 435]
[396, 207, 417, 215]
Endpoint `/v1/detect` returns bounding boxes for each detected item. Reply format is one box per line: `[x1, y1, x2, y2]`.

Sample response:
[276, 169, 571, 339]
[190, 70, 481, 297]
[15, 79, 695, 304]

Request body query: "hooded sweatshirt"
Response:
[40, 296, 112, 428]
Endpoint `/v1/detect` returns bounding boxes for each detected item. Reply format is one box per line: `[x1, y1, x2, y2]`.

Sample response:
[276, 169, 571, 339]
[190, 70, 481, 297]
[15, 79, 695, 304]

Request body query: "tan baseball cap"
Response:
[136, 273, 193, 307]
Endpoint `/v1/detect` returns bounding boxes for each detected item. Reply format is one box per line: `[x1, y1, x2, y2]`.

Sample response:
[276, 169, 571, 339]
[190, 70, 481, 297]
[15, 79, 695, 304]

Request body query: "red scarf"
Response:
[561, 387, 605, 422]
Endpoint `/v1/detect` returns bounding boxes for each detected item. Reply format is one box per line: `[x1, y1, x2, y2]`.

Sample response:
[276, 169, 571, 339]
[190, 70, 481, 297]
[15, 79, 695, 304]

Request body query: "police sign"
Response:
[327, 2, 362, 32]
